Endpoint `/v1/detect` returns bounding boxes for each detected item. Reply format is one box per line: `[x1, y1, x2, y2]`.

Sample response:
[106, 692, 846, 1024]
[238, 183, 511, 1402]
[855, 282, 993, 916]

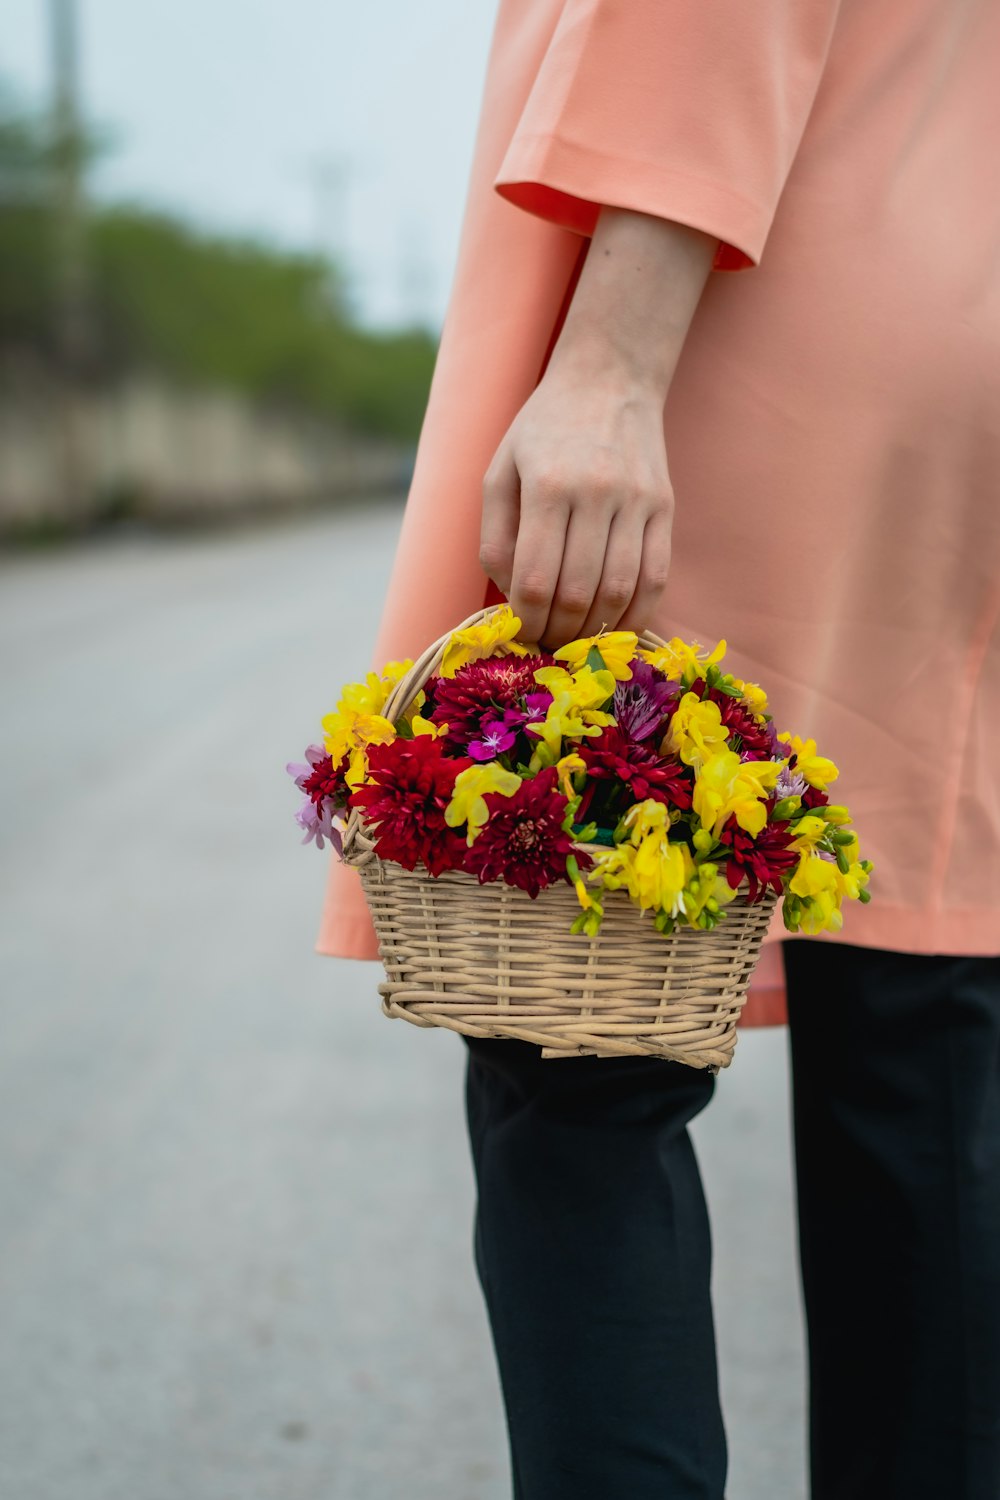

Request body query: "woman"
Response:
[318, 1, 1000, 1494]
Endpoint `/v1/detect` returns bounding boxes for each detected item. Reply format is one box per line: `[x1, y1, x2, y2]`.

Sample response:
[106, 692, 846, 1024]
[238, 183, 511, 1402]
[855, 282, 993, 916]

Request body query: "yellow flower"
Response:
[634, 837, 693, 915]
[728, 676, 769, 717]
[532, 662, 617, 708]
[620, 797, 671, 846]
[831, 835, 872, 903]
[439, 604, 530, 678]
[638, 636, 727, 687]
[692, 749, 783, 839]
[410, 714, 446, 738]
[555, 752, 587, 802]
[664, 693, 730, 769]
[776, 732, 840, 791]
[553, 630, 637, 681]
[444, 763, 522, 844]
[526, 665, 617, 768]
[590, 800, 694, 915]
[789, 814, 829, 853]
[321, 662, 412, 789]
[788, 854, 843, 933]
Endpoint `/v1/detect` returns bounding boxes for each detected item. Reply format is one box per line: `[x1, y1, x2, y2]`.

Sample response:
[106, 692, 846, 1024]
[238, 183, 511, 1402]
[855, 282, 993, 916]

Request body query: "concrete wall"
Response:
[0, 372, 411, 530]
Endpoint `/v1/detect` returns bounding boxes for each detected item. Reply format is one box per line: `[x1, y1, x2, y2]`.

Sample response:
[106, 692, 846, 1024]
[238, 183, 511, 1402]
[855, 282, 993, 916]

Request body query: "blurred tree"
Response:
[0, 91, 437, 443]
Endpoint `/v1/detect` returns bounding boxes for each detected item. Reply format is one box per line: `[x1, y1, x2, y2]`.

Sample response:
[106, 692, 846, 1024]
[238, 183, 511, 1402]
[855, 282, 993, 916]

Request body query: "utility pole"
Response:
[49, 0, 93, 519]
[307, 153, 355, 317]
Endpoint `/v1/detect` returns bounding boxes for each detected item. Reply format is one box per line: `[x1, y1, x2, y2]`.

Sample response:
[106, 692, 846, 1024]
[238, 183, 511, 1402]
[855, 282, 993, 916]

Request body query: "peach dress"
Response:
[316, 0, 1000, 1027]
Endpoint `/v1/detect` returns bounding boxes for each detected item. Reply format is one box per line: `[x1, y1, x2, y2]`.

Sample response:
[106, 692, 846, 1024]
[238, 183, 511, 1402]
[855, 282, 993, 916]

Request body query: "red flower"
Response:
[464, 766, 589, 898]
[426, 652, 555, 749]
[577, 726, 693, 813]
[348, 736, 471, 876]
[705, 688, 777, 757]
[716, 813, 799, 902]
[300, 751, 349, 812]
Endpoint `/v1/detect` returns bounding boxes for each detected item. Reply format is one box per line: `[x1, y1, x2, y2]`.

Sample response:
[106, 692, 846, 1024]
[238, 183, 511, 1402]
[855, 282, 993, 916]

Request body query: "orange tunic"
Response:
[316, 0, 1000, 1027]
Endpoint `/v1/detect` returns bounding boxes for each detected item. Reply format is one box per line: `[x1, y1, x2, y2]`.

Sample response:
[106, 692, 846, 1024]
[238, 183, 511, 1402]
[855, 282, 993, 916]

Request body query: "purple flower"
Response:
[286, 743, 328, 788]
[613, 660, 683, 741]
[286, 743, 348, 854]
[294, 796, 343, 855]
[773, 763, 809, 800]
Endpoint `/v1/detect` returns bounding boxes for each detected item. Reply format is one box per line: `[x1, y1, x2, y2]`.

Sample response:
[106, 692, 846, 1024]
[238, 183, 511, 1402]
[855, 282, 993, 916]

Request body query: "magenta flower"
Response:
[469, 708, 522, 761]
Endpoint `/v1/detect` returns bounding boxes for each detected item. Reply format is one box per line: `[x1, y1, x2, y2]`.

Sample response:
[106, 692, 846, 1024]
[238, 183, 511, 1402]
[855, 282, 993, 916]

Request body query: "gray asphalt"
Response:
[0, 505, 807, 1500]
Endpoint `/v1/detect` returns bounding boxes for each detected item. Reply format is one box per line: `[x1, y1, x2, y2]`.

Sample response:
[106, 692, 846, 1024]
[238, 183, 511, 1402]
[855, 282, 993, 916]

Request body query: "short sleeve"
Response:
[492, 0, 843, 271]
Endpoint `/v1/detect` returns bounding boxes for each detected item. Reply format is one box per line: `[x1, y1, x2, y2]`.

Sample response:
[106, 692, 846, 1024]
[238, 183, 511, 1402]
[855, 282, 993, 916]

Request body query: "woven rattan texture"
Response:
[341, 606, 779, 1070]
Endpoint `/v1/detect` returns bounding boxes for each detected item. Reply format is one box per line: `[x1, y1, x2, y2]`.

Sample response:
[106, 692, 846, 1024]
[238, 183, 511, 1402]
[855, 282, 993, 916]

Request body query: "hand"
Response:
[476, 205, 717, 652]
[479, 358, 674, 651]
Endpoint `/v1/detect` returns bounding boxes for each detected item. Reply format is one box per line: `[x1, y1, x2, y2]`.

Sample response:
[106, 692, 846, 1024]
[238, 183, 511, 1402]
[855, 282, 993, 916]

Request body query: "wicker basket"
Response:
[341, 606, 780, 1071]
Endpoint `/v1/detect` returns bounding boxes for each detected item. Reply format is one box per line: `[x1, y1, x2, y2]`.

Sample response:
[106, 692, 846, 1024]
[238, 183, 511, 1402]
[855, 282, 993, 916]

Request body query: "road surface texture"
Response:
[0, 504, 807, 1500]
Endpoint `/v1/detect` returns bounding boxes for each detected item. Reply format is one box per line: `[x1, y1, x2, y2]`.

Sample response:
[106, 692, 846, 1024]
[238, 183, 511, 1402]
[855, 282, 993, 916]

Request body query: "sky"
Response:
[4, 0, 498, 330]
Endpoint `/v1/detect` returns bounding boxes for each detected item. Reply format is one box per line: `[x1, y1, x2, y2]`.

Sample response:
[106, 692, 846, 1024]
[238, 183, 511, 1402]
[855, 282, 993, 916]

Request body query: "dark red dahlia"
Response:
[716, 813, 799, 903]
[799, 782, 830, 811]
[464, 766, 589, 898]
[299, 751, 350, 812]
[705, 688, 778, 757]
[426, 652, 555, 748]
[577, 726, 693, 815]
[348, 736, 471, 876]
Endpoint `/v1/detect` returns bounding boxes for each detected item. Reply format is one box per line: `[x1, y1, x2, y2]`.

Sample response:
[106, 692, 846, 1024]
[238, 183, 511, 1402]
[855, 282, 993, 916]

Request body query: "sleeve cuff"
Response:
[494, 130, 769, 272]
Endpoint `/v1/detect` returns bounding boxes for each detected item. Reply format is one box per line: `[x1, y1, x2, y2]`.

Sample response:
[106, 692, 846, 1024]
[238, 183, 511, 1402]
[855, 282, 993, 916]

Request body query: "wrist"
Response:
[545, 320, 681, 402]
[545, 206, 717, 401]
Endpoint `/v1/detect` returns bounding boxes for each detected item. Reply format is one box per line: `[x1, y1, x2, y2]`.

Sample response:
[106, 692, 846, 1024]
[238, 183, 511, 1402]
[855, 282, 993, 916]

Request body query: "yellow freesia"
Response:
[410, 714, 447, 738]
[692, 749, 783, 838]
[776, 732, 840, 791]
[633, 836, 693, 915]
[526, 664, 617, 768]
[638, 636, 727, 687]
[788, 813, 829, 853]
[532, 662, 617, 708]
[788, 854, 844, 933]
[444, 763, 522, 844]
[321, 661, 414, 790]
[620, 797, 671, 846]
[555, 752, 587, 802]
[663, 692, 730, 769]
[439, 604, 530, 678]
[728, 676, 769, 717]
[587, 800, 693, 915]
[553, 630, 637, 681]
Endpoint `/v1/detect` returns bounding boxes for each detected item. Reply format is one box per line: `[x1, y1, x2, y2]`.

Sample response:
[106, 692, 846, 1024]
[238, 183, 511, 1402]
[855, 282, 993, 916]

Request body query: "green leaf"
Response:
[585, 644, 607, 674]
[394, 717, 414, 739]
[575, 824, 615, 846]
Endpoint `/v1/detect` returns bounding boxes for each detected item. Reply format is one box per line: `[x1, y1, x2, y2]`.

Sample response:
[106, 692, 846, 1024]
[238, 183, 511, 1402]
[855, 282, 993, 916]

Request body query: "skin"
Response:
[479, 206, 719, 651]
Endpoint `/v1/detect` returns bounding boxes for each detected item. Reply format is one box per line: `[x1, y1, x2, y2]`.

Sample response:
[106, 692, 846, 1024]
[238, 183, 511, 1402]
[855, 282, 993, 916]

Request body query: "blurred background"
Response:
[0, 4, 807, 1497]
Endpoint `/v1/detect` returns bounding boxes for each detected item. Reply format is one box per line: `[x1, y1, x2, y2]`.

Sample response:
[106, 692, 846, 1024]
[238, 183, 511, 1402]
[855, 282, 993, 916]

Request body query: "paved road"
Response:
[0, 506, 807, 1500]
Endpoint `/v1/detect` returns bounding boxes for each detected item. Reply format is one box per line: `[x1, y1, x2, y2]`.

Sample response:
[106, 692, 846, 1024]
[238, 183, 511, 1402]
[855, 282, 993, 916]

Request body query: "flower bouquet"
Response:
[289, 604, 873, 1069]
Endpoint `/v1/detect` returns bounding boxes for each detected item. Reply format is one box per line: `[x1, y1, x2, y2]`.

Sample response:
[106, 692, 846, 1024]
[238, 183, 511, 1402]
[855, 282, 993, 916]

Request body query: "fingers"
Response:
[573, 506, 644, 641]
[506, 478, 571, 645]
[615, 505, 673, 636]
[542, 505, 614, 649]
[479, 444, 521, 600]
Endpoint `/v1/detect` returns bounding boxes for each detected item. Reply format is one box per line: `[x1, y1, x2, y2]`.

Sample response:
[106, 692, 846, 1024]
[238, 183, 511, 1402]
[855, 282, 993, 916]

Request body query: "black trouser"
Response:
[461, 940, 1000, 1499]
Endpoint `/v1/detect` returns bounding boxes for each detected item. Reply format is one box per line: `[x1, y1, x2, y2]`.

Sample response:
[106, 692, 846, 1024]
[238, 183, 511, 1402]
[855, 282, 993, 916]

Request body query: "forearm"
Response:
[545, 207, 719, 399]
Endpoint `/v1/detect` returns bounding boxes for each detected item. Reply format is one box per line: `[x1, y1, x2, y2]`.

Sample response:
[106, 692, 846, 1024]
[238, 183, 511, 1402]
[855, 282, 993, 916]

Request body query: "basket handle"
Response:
[341, 603, 672, 865]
